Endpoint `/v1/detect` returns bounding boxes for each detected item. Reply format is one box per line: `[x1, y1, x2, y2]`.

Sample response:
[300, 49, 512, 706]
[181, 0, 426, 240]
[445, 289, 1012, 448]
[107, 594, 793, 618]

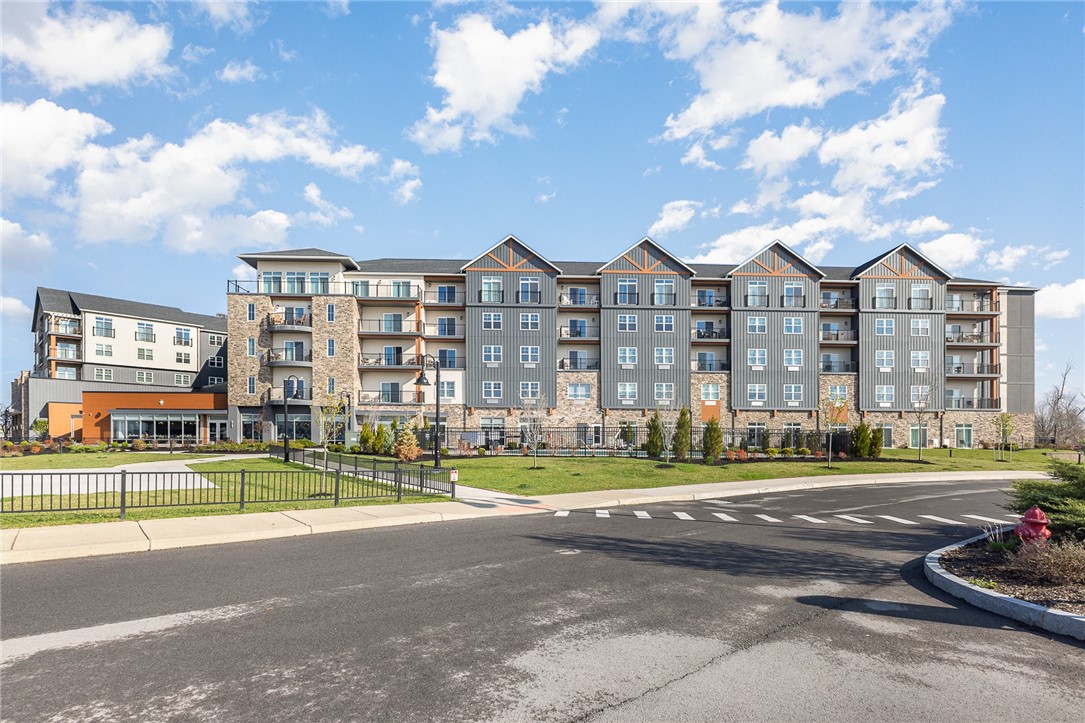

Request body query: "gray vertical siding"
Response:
[1004, 290, 1035, 413]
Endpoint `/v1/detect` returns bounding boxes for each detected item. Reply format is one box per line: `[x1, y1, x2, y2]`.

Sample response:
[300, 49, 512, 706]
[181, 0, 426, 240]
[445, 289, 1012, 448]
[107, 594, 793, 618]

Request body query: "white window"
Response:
[911, 319, 930, 337]
[208, 355, 224, 368]
[910, 350, 930, 369]
[327, 339, 336, 357]
[876, 385, 895, 403]
[784, 349, 803, 366]
[519, 276, 541, 303]
[483, 345, 502, 363]
[439, 380, 455, 399]
[56, 367, 77, 380]
[828, 385, 847, 401]
[327, 304, 335, 322]
[701, 383, 720, 401]
[483, 381, 503, 399]
[784, 384, 803, 402]
[783, 283, 804, 307]
[247, 376, 256, 394]
[481, 277, 502, 302]
[247, 303, 255, 322]
[618, 382, 637, 400]
[138, 347, 153, 361]
[654, 347, 674, 365]
[175, 327, 192, 344]
[617, 278, 637, 305]
[94, 367, 113, 381]
[748, 348, 767, 366]
[520, 313, 540, 330]
[247, 338, 255, 357]
[747, 384, 767, 402]
[911, 385, 931, 404]
[748, 281, 768, 305]
[520, 382, 540, 399]
[875, 349, 894, 367]
[209, 376, 224, 385]
[174, 373, 191, 386]
[482, 312, 502, 330]
[327, 377, 336, 394]
[748, 316, 767, 333]
[784, 317, 803, 334]
[568, 383, 591, 400]
[520, 346, 540, 364]
[208, 334, 225, 346]
[655, 383, 674, 401]
[618, 314, 637, 332]
[653, 279, 675, 305]
[96, 344, 113, 357]
[654, 315, 674, 332]
[136, 371, 153, 384]
[176, 352, 191, 364]
[875, 318, 895, 336]
[618, 347, 638, 364]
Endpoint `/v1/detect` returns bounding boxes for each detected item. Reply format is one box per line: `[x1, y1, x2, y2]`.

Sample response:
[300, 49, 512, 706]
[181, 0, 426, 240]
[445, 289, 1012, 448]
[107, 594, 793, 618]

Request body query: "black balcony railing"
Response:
[358, 353, 423, 368]
[692, 328, 730, 340]
[516, 290, 542, 304]
[746, 294, 769, 307]
[424, 291, 466, 305]
[946, 332, 993, 344]
[692, 295, 729, 308]
[819, 297, 858, 310]
[652, 293, 677, 306]
[92, 327, 115, 338]
[820, 361, 858, 373]
[49, 322, 82, 335]
[52, 349, 81, 361]
[558, 326, 600, 339]
[262, 348, 313, 365]
[173, 337, 193, 346]
[944, 397, 999, 410]
[479, 291, 505, 303]
[423, 323, 464, 337]
[946, 299, 997, 313]
[945, 363, 1000, 375]
[559, 357, 601, 370]
[358, 389, 425, 404]
[267, 313, 311, 329]
[266, 387, 314, 402]
[134, 332, 156, 342]
[359, 319, 422, 334]
[693, 360, 729, 371]
[782, 295, 806, 308]
[873, 296, 897, 309]
[354, 286, 420, 301]
[819, 330, 858, 341]
[908, 297, 934, 310]
[614, 292, 639, 305]
[560, 293, 600, 306]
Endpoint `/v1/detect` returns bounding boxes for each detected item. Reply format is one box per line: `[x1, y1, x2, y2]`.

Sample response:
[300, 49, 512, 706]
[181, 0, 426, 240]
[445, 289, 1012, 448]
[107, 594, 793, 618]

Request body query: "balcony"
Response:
[134, 332, 156, 342]
[92, 326, 115, 338]
[946, 332, 995, 344]
[559, 293, 599, 307]
[946, 363, 1000, 375]
[173, 336, 193, 346]
[359, 319, 422, 335]
[691, 328, 730, 340]
[651, 293, 677, 307]
[781, 295, 806, 308]
[266, 387, 314, 403]
[359, 353, 422, 369]
[516, 290, 542, 304]
[745, 294, 769, 307]
[354, 286, 420, 302]
[692, 360, 729, 372]
[691, 295, 729, 308]
[820, 361, 858, 373]
[558, 326, 600, 340]
[48, 321, 81, 336]
[423, 323, 464, 338]
[819, 330, 858, 342]
[267, 313, 312, 332]
[228, 279, 351, 295]
[818, 297, 858, 310]
[908, 298, 934, 310]
[478, 291, 505, 303]
[49, 348, 81, 362]
[947, 299, 997, 313]
[944, 397, 999, 410]
[262, 348, 313, 367]
[873, 296, 898, 310]
[614, 292, 639, 305]
[358, 389, 425, 405]
[559, 357, 600, 370]
[423, 291, 466, 305]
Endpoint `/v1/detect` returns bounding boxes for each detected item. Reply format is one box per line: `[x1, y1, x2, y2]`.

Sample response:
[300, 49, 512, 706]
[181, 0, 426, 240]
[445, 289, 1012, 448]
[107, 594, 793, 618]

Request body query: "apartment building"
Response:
[226, 238, 1035, 448]
[10, 288, 228, 441]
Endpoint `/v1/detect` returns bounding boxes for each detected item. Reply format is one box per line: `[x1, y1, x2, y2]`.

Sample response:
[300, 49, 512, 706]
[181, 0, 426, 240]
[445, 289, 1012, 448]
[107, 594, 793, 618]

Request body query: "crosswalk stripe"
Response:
[834, 514, 874, 524]
[754, 514, 782, 523]
[553, 510, 569, 517]
[793, 515, 827, 524]
[1004, 514, 1022, 520]
[634, 511, 651, 519]
[877, 515, 918, 525]
[712, 512, 737, 522]
[918, 515, 964, 525]
[961, 514, 1013, 525]
[673, 512, 695, 521]
[595, 510, 610, 518]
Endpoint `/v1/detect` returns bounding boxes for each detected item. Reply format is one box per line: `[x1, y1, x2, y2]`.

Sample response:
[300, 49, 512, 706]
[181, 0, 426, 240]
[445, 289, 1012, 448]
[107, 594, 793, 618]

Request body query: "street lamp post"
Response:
[282, 374, 301, 461]
[413, 354, 442, 468]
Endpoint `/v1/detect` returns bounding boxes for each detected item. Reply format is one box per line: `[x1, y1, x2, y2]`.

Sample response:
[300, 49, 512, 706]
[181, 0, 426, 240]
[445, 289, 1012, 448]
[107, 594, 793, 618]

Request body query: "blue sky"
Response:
[2, 1, 1083, 403]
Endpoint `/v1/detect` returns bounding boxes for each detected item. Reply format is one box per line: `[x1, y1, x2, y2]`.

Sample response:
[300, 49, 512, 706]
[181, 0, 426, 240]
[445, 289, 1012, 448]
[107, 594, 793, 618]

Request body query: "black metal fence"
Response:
[289, 448, 455, 497]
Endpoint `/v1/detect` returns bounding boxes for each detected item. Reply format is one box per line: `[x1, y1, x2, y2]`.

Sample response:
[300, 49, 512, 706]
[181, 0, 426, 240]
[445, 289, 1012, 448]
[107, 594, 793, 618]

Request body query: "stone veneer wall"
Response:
[858, 410, 1035, 449]
[226, 294, 273, 407]
[310, 295, 361, 408]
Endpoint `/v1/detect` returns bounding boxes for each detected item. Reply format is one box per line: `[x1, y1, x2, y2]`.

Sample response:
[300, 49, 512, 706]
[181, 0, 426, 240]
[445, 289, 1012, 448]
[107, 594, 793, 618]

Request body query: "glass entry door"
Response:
[209, 420, 228, 442]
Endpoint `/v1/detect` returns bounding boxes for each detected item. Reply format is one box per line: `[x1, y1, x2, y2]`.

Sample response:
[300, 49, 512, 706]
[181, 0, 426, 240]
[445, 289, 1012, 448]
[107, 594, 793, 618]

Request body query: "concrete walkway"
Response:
[0, 469, 1049, 565]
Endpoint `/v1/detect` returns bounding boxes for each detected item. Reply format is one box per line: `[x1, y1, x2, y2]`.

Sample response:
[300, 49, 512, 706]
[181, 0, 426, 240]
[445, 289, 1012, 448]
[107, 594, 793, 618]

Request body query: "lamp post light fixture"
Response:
[282, 374, 302, 461]
[341, 391, 353, 433]
[413, 354, 442, 468]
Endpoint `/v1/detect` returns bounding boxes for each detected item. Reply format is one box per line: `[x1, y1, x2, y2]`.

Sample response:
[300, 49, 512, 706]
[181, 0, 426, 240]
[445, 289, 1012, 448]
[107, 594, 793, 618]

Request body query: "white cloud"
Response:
[556, 107, 569, 127]
[1042, 248, 1071, 270]
[326, 1, 351, 18]
[642, 165, 662, 177]
[217, 59, 262, 83]
[1, 3, 172, 92]
[0, 296, 32, 325]
[701, 205, 721, 219]
[181, 44, 215, 64]
[298, 183, 352, 226]
[166, 209, 291, 253]
[648, 200, 702, 237]
[689, 224, 774, 264]
[918, 232, 990, 271]
[409, 14, 600, 153]
[984, 244, 1073, 273]
[802, 239, 834, 265]
[904, 215, 950, 235]
[729, 200, 755, 215]
[680, 143, 722, 171]
[383, 159, 422, 205]
[273, 39, 298, 62]
[195, 1, 255, 33]
[535, 191, 556, 204]
[231, 262, 256, 281]
[0, 99, 112, 199]
[1036, 279, 1085, 319]
[393, 178, 423, 205]
[742, 124, 822, 178]
[0, 217, 54, 271]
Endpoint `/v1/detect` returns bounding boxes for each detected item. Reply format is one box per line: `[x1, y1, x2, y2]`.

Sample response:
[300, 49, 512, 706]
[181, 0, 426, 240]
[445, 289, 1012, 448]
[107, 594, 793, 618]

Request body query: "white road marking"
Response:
[595, 510, 610, 518]
[754, 514, 782, 523]
[553, 510, 569, 517]
[961, 514, 1014, 525]
[876, 515, 918, 525]
[673, 512, 695, 520]
[918, 515, 965, 525]
[634, 511, 651, 519]
[712, 512, 737, 522]
[793, 515, 827, 524]
[834, 514, 874, 525]
[1005, 514, 1023, 520]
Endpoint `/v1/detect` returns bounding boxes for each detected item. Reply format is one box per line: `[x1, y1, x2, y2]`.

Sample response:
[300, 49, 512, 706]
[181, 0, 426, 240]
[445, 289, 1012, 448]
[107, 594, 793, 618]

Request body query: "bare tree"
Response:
[907, 380, 941, 462]
[0, 403, 15, 441]
[1035, 361, 1085, 448]
[820, 396, 848, 468]
[658, 407, 678, 465]
[519, 395, 549, 469]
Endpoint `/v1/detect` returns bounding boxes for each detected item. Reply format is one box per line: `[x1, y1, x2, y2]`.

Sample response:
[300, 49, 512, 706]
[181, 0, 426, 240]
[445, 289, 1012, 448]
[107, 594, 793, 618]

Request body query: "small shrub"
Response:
[797, 447, 811, 456]
[29, 443, 42, 455]
[440, 447, 449, 456]
[477, 447, 487, 456]
[980, 440, 991, 450]
[781, 447, 793, 457]
[1010, 539, 1085, 584]
[702, 419, 723, 464]
[348, 444, 362, 454]
[646, 411, 664, 457]
[849, 422, 872, 458]
[735, 448, 748, 462]
[132, 438, 147, 451]
[837, 451, 847, 460]
[870, 427, 883, 459]
[673, 406, 692, 461]
[725, 448, 736, 462]
[765, 448, 778, 459]
[814, 450, 824, 459]
[1008, 460, 1085, 539]
[326, 443, 346, 453]
[392, 429, 422, 462]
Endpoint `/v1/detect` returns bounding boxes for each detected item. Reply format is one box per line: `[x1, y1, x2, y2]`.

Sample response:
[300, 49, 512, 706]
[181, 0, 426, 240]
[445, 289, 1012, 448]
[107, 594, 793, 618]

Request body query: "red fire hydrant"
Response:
[1014, 506, 1051, 545]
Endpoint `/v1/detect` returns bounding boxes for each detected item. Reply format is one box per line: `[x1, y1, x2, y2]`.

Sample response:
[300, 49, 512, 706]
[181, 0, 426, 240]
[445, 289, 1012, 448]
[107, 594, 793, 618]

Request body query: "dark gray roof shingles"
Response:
[36, 288, 227, 332]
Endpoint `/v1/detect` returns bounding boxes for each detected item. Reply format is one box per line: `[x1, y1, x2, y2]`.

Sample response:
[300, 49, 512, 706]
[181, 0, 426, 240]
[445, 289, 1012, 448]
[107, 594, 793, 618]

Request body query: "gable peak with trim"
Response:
[460, 235, 562, 273]
[596, 237, 696, 276]
[728, 240, 825, 279]
[852, 243, 952, 280]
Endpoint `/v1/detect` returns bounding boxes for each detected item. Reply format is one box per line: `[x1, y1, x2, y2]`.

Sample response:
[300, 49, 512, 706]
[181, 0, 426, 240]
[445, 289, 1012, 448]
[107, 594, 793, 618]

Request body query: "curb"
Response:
[923, 532, 1085, 642]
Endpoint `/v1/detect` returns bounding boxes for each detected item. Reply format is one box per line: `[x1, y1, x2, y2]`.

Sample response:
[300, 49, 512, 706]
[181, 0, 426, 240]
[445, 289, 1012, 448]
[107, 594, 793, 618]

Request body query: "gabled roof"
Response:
[852, 243, 952, 280]
[596, 237, 697, 275]
[236, 247, 359, 270]
[33, 288, 228, 333]
[728, 239, 826, 279]
[459, 235, 563, 273]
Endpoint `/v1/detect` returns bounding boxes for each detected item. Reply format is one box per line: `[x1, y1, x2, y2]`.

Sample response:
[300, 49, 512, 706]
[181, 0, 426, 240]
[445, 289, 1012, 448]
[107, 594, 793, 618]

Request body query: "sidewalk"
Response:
[0, 470, 1049, 565]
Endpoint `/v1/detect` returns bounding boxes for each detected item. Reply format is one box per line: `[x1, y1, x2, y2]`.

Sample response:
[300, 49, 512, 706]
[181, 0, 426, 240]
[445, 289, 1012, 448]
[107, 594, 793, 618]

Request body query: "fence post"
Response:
[395, 460, 402, 502]
[334, 469, 341, 507]
[239, 469, 246, 511]
[119, 470, 127, 520]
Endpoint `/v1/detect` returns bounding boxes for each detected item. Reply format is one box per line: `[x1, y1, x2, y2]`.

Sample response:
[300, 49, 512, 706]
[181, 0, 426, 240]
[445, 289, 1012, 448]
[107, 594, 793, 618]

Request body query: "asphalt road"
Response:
[2, 480, 1083, 722]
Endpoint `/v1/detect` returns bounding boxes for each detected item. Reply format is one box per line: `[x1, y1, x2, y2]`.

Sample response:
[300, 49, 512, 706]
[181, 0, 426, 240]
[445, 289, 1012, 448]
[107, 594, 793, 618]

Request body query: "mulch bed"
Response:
[941, 540, 1085, 615]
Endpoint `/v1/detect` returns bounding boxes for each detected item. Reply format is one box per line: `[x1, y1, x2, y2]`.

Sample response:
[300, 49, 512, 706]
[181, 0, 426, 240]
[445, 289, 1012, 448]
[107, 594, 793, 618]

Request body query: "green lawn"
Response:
[448, 447, 1058, 496]
[0, 452, 217, 471]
